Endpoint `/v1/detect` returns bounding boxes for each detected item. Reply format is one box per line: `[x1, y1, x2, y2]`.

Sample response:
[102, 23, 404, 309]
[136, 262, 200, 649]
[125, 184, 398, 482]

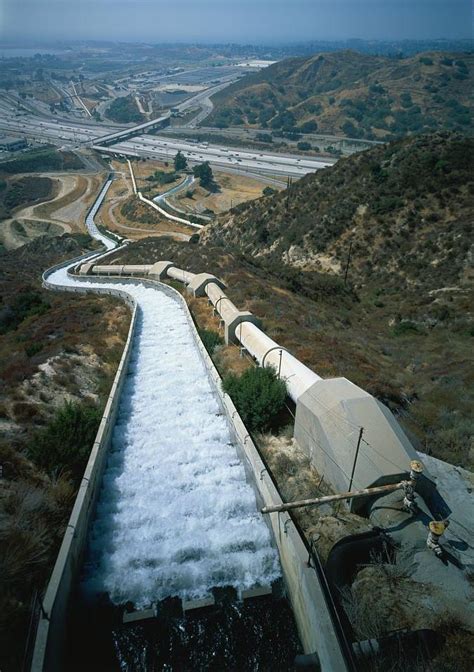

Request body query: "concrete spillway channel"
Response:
[32, 179, 351, 671]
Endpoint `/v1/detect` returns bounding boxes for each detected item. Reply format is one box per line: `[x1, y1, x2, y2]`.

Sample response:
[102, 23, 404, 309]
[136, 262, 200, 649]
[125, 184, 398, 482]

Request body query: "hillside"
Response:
[209, 51, 473, 140]
[0, 147, 84, 174]
[201, 133, 474, 470]
[204, 132, 473, 294]
[105, 94, 144, 123]
[0, 234, 130, 671]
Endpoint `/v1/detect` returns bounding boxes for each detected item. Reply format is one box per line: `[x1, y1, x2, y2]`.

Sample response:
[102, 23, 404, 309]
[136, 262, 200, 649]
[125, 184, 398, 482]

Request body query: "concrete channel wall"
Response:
[31, 256, 137, 672]
[127, 158, 203, 230]
[85, 261, 420, 494]
[74, 269, 352, 669]
[32, 258, 351, 671]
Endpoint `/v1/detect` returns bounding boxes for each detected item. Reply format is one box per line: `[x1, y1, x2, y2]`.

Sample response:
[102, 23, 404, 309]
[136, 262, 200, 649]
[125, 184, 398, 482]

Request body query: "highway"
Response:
[0, 88, 333, 177]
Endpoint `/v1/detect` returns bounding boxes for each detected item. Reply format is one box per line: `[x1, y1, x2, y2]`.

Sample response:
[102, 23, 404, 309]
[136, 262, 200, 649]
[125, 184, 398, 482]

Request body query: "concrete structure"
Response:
[182, 596, 216, 613]
[186, 272, 225, 297]
[94, 112, 171, 146]
[294, 377, 420, 498]
[85, 257, 427, 495]
[149, 261, 175, 279]
[0, 134, 27, 151]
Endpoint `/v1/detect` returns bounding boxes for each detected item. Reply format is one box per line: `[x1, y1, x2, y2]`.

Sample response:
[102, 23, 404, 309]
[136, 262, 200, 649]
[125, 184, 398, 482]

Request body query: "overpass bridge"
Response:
[93, 112, 171, 146]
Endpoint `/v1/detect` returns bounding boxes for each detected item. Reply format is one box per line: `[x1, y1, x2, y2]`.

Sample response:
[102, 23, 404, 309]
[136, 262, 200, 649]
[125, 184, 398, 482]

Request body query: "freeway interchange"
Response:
[0, 85, 334, 178]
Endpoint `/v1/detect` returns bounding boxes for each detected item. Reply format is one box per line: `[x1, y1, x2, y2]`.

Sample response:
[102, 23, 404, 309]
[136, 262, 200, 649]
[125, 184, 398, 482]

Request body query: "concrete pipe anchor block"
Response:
[79, 262, 95, 275]
[149, 260, 175, 280]
[226, 312, 261, 345]
[186, 273, 225, 297]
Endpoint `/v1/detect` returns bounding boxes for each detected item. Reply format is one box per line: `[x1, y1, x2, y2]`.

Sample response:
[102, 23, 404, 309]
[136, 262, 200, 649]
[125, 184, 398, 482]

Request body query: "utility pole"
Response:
[348, 427, 364, 492]
[343, 240, 353, 286]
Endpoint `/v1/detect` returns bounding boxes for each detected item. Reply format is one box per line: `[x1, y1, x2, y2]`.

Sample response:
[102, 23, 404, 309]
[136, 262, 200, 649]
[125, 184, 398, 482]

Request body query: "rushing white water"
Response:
[46, 196, 280, 607]
[85, 179, 116, 250]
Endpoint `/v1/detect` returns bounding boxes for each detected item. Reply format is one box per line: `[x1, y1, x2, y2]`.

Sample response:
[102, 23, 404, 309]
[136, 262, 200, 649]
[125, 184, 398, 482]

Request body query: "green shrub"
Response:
[106, 95, 143, 123]
[223, 366, 287, 432]
[297, 141, 311, 151]
[25, 342, 43, 357]
[28, 402, 102, 484]
[146, 170, 178, 185]
[198, 328, 223, 355]
[0, 289, 50, 334]
[263, 186, 276, 197]
[392, 320, 421, 336]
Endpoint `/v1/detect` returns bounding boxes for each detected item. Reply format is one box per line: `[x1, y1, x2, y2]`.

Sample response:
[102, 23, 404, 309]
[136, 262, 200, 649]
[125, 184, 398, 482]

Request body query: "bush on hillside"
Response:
[28, 402, 102, 484]
[0, 289, 50, 334]
[106, 95, 143, 123]
[223, 366, 287, 432]
[199, 328, 223, 354]
[0, 148, 83, 174]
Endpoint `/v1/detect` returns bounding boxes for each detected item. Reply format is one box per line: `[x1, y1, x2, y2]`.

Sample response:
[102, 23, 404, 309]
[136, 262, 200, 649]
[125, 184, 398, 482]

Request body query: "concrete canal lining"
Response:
[31, 178, 352, 671]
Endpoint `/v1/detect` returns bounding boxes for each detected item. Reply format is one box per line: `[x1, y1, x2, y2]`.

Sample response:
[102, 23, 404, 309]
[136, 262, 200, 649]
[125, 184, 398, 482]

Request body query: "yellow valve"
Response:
[410, 460, 424, 474]
[429, 521, 446, 535]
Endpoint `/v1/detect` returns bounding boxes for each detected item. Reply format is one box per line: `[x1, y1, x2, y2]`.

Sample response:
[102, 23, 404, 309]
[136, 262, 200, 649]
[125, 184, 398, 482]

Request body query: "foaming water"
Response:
[48, 265, 280, 607]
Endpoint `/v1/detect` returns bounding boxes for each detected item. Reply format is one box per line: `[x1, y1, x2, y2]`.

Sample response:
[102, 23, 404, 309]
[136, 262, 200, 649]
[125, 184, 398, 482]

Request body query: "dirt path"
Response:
[0, 172, 106, 250]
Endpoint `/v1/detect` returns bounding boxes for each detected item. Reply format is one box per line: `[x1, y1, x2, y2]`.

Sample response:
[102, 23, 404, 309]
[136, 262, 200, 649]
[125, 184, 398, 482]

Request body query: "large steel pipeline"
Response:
[87, 256, 323, 404]
[237, 321, 321, 402]
[92, 264, 153, 276]
[202, 277, 321, 402]
[167, 266, 196, 285]
[205, 282, 242, 326]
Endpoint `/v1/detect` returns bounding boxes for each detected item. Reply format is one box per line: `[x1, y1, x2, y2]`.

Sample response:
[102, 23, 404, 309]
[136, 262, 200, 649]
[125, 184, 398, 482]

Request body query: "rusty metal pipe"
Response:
[261, 481, 409, 515]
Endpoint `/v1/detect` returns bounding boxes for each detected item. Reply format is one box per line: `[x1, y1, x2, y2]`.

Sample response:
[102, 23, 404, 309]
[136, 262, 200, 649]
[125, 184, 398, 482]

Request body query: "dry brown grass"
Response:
[174, 170, 269, 215]
[33, 174, 87, 220]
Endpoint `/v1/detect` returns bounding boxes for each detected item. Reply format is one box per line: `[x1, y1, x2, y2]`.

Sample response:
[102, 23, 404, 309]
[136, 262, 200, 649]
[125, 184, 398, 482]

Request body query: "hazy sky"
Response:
[1, 0, 472, 43]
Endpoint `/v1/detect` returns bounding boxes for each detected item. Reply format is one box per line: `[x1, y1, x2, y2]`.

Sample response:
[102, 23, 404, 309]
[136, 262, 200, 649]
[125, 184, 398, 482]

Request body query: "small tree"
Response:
[193, 161, 214, 189]
[223, 366, 287, 432]
[297, 141, 311, 151]
[174, 150, 187, 171]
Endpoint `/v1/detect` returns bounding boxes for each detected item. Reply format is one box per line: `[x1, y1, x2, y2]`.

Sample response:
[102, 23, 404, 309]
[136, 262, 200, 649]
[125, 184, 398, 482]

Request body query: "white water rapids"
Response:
[45, 181, 280, 607]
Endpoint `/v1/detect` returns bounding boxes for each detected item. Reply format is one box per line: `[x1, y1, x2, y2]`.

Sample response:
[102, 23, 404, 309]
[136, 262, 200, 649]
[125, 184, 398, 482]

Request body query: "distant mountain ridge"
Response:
[209, 51, 473, 140]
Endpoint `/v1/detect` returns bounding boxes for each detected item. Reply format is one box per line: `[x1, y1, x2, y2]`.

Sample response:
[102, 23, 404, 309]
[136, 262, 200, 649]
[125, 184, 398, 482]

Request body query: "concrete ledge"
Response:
[225, 312, 261, 345]
[187, 273, 225, 297]
[149, 261, 175, 280]
[242, 586, 273, 600]
[182, 596, 216, 613]
[123, 607, 157, 624]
